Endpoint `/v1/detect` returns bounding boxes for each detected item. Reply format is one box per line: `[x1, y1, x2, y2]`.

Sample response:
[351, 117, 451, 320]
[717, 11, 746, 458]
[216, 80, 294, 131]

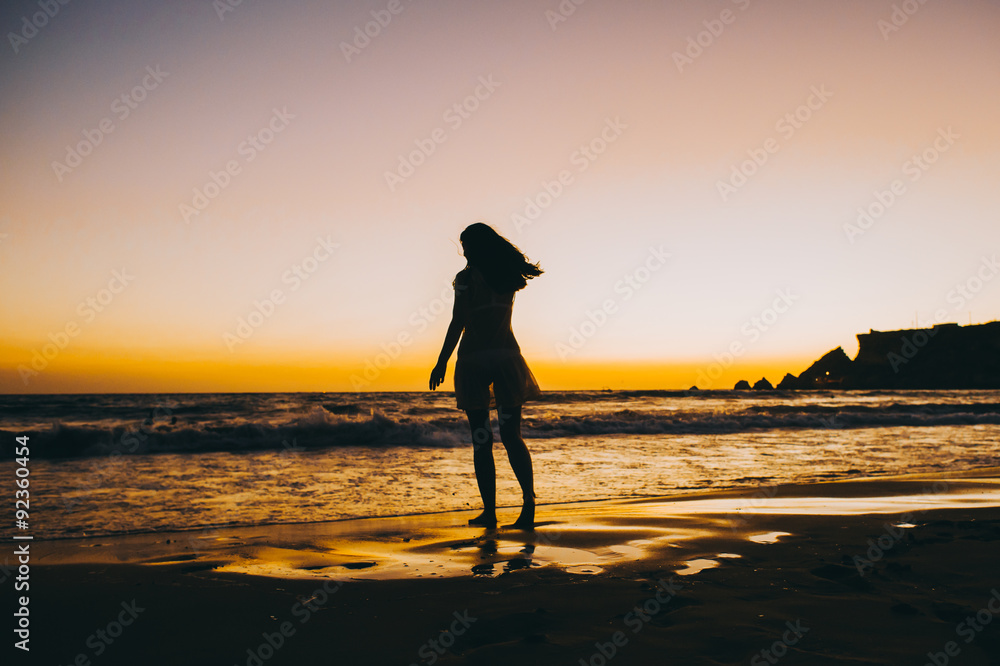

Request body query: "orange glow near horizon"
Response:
[0, 340, 816, 394]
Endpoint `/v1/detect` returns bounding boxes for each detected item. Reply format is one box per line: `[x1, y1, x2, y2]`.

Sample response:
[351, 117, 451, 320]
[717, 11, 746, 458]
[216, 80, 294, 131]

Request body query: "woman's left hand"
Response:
[429, 362, 446, 390]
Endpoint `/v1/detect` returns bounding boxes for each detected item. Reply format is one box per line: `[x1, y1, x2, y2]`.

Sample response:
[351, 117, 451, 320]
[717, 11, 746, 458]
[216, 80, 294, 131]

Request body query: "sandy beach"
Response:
[20, 467, 1000, 665]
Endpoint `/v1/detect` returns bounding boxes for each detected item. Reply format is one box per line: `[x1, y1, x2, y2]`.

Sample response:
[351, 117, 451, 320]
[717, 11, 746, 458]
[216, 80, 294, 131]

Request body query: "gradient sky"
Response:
[2, 0, 999, 393]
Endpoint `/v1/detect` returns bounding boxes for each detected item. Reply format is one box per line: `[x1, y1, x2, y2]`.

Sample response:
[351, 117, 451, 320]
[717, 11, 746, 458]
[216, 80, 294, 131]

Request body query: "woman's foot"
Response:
[468, 511, 497, 528]
[511, 498, 535, 530]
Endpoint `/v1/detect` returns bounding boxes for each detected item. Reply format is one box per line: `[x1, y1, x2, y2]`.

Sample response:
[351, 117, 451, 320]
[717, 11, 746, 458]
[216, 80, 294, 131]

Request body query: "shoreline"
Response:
[35, 463, 1000, 546]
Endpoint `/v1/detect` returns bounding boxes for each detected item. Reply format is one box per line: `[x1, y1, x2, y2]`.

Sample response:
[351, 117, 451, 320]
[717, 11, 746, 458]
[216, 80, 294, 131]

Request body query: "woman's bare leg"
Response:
[466, 409, 496, 526]
[497, 404, 535, 528]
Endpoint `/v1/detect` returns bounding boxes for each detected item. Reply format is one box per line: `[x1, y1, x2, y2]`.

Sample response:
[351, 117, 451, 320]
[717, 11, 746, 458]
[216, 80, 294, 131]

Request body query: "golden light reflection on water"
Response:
[662, 491, 1000, 517]
[747, 532, 792, 544]
[676, 559, 721, 576]
[37, 477, 1000, 581]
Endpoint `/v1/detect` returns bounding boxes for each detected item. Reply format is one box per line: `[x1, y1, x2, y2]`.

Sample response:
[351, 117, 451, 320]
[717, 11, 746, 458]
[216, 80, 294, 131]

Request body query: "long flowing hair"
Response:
[460, 223, 542, 293]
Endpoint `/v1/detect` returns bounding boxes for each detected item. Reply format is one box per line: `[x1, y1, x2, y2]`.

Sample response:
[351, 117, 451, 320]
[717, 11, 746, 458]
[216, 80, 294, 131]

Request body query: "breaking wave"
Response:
[5, 399, 1000, 460]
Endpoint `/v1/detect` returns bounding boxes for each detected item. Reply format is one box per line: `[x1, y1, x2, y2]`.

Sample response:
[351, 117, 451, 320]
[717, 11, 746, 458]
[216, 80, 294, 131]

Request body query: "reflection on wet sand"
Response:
[36, 473, 1000, 583]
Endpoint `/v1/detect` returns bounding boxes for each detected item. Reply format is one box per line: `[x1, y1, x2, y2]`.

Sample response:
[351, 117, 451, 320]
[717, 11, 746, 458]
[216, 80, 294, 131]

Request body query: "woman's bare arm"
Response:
[434, 316, 463, 364]
[429, 276, 468, 390]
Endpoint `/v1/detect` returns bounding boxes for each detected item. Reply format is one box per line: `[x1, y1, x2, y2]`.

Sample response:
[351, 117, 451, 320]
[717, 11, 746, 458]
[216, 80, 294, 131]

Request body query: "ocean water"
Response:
[1, 390, 999, 540]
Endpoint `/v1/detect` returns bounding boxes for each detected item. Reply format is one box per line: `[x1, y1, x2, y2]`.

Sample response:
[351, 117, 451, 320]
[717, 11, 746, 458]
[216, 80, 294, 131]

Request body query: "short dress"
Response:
[453, 267, 541, 411]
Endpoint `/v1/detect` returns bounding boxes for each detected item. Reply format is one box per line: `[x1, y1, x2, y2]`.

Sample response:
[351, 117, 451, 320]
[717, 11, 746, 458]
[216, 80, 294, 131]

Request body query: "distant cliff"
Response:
[776, 321, 1000, 390]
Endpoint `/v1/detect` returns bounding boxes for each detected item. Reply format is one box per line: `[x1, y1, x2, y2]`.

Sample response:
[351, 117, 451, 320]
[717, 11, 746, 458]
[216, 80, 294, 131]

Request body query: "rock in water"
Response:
[776, 373, 800, 390]
[796, 347, 853, 388]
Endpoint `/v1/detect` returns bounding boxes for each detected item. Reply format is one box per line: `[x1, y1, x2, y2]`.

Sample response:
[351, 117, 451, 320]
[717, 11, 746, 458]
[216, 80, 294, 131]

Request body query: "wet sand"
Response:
[25, 467, 1000, 665]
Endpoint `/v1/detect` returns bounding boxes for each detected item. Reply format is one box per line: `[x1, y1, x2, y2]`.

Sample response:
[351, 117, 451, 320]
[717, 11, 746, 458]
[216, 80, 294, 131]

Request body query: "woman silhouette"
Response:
[429, 223, 542, 528]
